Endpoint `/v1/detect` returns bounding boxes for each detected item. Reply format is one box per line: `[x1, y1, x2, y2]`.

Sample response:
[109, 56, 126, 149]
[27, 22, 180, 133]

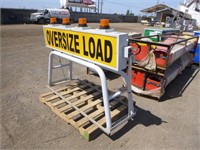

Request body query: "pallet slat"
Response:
[76, 107, 104, 127]
[40, 80, 87, 98]
[46, 86, 84, 102]
[80, 105, 127, 140]
[67, 99, 102, 119]
[58, 91, 102, 113]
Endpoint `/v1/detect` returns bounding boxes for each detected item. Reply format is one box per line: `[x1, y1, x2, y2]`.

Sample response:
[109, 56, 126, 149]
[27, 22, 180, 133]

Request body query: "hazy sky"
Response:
[1, 0, 184, 15]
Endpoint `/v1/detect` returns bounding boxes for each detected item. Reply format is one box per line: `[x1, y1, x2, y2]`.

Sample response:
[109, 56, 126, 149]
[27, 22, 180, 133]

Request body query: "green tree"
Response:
[126, 9, 134, 16]
[126, 9, 130, 16]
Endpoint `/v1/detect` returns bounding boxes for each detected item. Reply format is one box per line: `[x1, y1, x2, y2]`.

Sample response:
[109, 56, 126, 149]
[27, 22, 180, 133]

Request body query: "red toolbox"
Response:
[131, 69, 145, 88]
[145, 75, 162, 90]
[153, 51, 168, 67]
[130, 43, 149, 61]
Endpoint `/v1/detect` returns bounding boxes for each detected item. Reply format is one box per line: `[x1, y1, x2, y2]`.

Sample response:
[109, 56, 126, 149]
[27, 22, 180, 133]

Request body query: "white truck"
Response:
[30, 0, 96, 24]
[30, 8, 70, 24]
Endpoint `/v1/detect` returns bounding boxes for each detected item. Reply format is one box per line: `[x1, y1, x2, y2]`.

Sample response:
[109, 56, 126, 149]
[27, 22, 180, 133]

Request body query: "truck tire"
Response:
[38, 18, 45, 24]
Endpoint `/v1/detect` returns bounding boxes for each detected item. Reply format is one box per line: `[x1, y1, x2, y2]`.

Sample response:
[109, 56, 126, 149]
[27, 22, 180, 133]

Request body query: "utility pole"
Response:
[100, 0, 103, 14]
[157, 0, 159, 4]
[98, 0, 100, 13]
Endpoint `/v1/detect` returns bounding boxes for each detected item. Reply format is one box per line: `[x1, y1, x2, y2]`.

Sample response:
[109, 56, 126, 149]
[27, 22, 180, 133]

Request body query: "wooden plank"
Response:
[58, 91, 102, 113]
[51, 85, 100, 107]
[40, 80, 87, 98]
[40, 97, 56, 110]
[80, 105, 127, 141]
[76, 107, 104, 127]
[51, 90, 86, 106]
[76, 99, 122, 128]
[45, 84, 88, 102]
[67, 119, 80, 130]
[85, 105, 126, 132]
[40, 87, 68, 98]
[53, 109, 70, 123]
[67, 99, 103, 119]
[40, 84, 86, 109]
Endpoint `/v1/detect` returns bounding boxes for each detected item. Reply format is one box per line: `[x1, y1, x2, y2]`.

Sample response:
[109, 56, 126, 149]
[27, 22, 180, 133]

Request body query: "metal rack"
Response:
[128, 34, 199, 99]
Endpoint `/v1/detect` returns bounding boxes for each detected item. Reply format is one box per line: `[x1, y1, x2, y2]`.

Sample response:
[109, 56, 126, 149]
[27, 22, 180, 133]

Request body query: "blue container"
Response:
[194, 31, 200, 43]
[193, 44, 200, 63]
[193, 31, 200, 63]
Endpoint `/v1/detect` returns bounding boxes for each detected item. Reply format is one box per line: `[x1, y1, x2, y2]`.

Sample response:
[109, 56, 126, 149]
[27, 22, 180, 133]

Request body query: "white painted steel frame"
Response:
[48, 50, 135, 134]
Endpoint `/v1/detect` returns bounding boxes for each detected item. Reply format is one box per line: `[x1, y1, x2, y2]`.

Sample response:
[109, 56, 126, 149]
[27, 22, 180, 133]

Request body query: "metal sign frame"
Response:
[48, 50, 135, 134]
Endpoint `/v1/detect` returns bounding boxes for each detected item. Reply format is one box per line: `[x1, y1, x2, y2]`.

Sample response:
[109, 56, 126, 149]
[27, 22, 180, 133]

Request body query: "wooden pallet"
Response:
[39, 80, 128, 141]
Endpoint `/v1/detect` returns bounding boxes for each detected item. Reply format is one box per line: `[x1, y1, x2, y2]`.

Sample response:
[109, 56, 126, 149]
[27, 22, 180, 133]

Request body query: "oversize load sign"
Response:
[44, 28, 117, 69]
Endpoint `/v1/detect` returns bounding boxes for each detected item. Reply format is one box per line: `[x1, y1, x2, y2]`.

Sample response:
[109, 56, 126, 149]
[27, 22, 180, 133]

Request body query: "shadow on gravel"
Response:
[87, 69, 121, 81]
[160, 64, 199, 101]
[109, 105, 166, 141]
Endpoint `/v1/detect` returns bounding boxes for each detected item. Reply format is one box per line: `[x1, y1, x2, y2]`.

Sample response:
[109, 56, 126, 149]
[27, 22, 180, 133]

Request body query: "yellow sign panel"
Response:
[44, 28, 117, 69]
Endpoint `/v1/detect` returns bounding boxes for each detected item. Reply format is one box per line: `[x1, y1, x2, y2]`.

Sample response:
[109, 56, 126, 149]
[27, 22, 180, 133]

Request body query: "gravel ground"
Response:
[1, 23, 200, 150]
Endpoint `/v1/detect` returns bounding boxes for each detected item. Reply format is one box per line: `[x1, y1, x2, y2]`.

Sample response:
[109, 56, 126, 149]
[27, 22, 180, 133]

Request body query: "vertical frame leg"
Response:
[98, 69, 112, 131]
[127, 54, 134, 115]
[68, 61, 72, 80]
[48, 52, 54, 86]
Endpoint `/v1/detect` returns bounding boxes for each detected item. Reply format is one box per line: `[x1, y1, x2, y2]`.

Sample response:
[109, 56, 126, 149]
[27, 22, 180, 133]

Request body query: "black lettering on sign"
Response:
[46, 30, 50, 45]
[45, 29, 114, 64]
[96, 39, 103, 61]
[46, 30, 54, 46]
[74, 35, 80, 54]
[69, 34, 74, 52]
[104, 40, 112, 63]
[54, 31, 58, 47]
[89, 37, 95, 58]
[58, 32, 62, 48]
[65, 33, 69, 50]
[83, 36, 88, 56]
[62, 33, 66, 49]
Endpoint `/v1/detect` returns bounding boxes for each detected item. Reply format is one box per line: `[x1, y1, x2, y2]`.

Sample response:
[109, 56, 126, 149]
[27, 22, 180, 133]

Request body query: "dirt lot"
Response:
[1, 23, 200, 149]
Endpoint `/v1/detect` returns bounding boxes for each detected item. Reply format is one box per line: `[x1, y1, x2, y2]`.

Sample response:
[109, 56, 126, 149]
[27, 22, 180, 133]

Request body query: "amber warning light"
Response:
[78, 18, 87, 27]
[50, 18, 57, 24]
[100, 19, 110, 29]
[62, 18, 70, 25]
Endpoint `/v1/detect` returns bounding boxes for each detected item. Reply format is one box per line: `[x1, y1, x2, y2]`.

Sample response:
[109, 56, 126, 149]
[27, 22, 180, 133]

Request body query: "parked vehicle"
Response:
[30, 8, 70, 24]
[141, 20, 149, 25]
